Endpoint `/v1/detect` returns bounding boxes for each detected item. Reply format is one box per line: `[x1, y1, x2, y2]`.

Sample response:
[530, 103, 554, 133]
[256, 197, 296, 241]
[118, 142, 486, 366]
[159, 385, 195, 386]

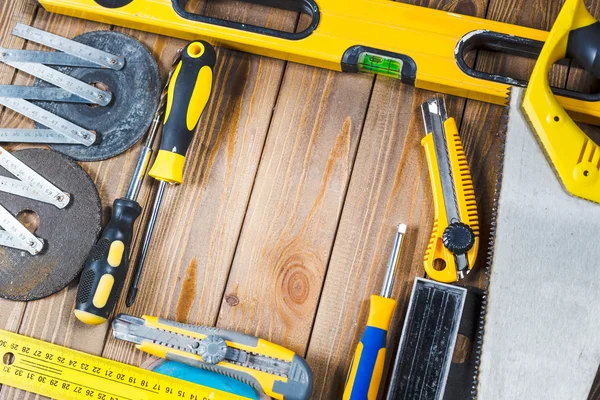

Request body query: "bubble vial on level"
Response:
[357, 52, 403, 78]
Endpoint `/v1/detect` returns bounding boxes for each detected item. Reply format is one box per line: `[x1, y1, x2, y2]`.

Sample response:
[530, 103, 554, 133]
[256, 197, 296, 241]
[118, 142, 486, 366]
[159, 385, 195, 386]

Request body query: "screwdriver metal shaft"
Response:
[126, 180, 166, 307]
[125, 41, 216, 308]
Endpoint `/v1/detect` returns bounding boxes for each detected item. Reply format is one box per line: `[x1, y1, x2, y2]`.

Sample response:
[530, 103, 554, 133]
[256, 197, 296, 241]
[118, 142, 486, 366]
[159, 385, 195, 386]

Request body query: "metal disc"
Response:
[0, 149, 102, 301]
[34, 31, 161, 161]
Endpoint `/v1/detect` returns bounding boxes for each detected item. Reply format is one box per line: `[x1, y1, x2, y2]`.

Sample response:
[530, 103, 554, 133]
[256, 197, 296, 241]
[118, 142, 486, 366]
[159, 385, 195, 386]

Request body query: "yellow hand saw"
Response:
[36, 0, 600, 123]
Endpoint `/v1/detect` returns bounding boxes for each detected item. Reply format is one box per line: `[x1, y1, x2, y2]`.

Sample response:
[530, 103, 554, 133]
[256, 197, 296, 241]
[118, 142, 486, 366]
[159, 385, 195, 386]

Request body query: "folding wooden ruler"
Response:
[35, 0, 600, 123]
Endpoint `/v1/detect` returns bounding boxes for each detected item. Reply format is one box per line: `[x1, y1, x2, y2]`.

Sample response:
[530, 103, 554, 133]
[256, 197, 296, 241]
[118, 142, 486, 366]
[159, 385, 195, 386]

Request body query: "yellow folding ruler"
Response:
[36, 0, 600, 123]
[0, 329, 249, 400]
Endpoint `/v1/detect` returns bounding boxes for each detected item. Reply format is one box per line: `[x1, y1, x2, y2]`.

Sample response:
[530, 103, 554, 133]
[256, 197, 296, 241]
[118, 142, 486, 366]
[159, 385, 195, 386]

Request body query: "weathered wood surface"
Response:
[0, 0, 598, 399]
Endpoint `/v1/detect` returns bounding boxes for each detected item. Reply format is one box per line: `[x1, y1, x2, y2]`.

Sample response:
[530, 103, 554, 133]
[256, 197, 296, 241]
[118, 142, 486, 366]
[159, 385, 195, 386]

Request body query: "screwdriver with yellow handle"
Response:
[126, 40, 216, 308]
[74, 41, 216, 325]
[343, 224, 407, 400]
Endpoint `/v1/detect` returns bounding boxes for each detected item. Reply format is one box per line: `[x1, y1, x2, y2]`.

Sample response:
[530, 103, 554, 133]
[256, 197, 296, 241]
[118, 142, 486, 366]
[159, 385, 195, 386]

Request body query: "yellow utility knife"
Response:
[112, 314, 313, 400]
[421, 97, 479, 283]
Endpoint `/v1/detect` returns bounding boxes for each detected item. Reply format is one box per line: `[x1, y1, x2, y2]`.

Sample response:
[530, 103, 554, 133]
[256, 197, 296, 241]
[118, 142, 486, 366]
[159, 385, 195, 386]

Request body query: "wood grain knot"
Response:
[225, 294, 240, 307]
[286, 270, 310, 305]
[275, 251, 321, 317]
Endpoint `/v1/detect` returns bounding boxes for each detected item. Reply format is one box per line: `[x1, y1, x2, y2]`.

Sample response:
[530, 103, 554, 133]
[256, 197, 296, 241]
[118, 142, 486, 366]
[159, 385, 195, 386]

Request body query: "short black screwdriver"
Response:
[126, 41, 216, 307]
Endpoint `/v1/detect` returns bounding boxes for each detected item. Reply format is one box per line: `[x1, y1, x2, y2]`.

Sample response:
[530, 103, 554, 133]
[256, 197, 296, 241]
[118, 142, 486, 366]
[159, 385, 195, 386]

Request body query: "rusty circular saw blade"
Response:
[0, 148, 102, 301]
[33, 31, 161, 162]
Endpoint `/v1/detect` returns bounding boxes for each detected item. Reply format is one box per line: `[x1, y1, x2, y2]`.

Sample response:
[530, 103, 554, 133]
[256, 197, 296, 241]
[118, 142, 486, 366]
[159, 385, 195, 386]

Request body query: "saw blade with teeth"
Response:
[475, 87, 600, 400]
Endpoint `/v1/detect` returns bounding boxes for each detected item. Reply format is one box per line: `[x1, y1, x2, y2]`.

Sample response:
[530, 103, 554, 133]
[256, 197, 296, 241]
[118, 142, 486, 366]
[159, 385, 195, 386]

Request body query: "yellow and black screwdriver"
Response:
[126, 41, 216, 307]
[74, 41, 216, 324]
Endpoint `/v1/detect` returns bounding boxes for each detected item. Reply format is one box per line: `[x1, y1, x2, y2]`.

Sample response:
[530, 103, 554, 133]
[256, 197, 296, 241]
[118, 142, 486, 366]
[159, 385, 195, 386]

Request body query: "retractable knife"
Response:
[421, 97, 479, 283]
[113, 314, 313, 400]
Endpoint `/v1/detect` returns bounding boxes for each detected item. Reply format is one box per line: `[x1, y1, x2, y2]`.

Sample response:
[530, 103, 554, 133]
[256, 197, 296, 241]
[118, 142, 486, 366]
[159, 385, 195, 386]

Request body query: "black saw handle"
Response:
[567, 10, 600, 78]
[74, 198, 141, 325]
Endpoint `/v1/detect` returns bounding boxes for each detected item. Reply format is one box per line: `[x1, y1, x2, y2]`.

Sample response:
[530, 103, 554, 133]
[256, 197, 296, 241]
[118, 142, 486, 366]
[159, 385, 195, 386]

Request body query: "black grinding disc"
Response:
[0, 149, 102, 301]
[34, 31, 161, 162]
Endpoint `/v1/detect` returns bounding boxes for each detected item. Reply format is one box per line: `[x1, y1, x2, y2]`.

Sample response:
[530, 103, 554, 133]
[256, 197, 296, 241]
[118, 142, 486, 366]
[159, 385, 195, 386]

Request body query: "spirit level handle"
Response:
[343, 295, 396, 400]
[74, 198, 142, 325]
[148, 41, 215, 184]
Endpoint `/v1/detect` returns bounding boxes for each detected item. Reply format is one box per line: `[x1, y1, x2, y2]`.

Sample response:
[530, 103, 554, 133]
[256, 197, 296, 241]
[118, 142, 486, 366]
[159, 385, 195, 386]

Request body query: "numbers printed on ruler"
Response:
[0, 98, 96, 146]
[0, 205, 44, 255]
[12, 23, 125, 70]
[0, 145, 70, 209]
[3, 61, 112, 106]
[0, 331, 239, 400]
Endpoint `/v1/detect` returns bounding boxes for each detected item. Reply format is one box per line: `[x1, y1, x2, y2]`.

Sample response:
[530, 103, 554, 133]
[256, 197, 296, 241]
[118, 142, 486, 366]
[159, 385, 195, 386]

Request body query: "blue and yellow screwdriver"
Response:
[343, 224, 407, 400]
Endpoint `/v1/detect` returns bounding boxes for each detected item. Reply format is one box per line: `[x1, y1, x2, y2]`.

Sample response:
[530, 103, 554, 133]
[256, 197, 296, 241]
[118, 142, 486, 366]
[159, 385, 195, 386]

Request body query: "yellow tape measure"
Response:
[0, 329, 249, 400]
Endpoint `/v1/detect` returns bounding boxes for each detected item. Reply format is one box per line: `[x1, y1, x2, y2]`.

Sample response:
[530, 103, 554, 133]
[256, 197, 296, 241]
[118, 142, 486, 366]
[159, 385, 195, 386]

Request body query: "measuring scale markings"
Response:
[12, 23, 125, 70]
[0, 205, 44, 255]
[0, 98, 95, 146]
[0, 145, 71, 209]
[0, 330, 248, 400]
[0, 129, 82, 144]
[3, 61, 111, 106]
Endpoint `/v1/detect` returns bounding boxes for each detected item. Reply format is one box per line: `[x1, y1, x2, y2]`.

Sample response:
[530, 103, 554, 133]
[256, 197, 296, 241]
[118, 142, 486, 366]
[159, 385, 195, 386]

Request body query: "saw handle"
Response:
[74, 198, 141, 325]
[148, 40, 216, 185]
[522, 0, 600, 204]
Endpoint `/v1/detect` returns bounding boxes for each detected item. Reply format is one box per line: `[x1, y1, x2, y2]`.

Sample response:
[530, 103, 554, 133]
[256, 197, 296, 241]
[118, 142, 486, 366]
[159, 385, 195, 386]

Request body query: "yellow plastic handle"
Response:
[422, 118, 479, 283]
[522, 0, 600, 204]
[149, 41, 216, 184]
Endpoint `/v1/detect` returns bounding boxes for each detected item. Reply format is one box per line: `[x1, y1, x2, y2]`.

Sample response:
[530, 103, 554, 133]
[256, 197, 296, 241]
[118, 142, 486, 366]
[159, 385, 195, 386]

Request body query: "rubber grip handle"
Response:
[149, 41, 216, 184]
[567, 21, 600, 79]
[74, 198, 142, 325]
[343, 296, 396, 400]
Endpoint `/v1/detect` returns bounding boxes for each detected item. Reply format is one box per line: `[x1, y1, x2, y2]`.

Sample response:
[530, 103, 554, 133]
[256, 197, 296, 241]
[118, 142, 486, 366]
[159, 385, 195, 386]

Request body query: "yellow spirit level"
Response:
[36, 0, 600, 123]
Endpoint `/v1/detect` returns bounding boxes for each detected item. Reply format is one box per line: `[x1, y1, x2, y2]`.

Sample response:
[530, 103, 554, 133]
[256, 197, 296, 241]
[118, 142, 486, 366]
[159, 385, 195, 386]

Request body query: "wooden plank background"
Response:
[0, 0, 598, 399]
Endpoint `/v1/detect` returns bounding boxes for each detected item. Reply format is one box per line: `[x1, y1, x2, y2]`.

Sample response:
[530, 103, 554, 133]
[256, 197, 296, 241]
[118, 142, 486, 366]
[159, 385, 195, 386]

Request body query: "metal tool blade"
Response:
[476, 87, 600, 399]
[0, 129, 82, 144]
[0, 204, 44, 255]
[0, 229, 39, 253]
[421, 97, 469, 275]
[12, 23, 124, 70]
[3, 61, 111, 105]
[0, 85, 90, 103]
[33, 30, 161, 162]
[0, 48, 107, 69]
[0, 176, 65, 204]
[0, 98, 95, 146]
[0, 145, 70, 208]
